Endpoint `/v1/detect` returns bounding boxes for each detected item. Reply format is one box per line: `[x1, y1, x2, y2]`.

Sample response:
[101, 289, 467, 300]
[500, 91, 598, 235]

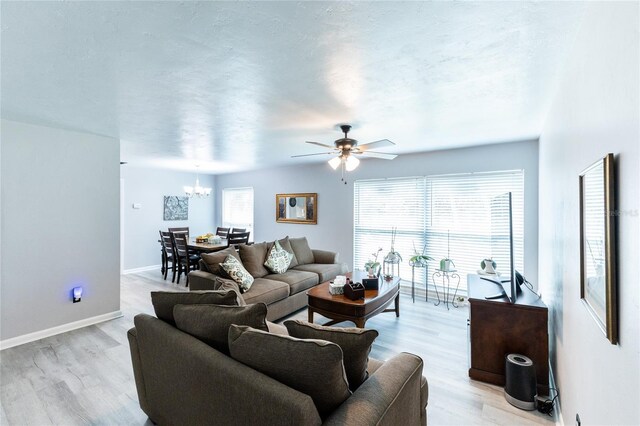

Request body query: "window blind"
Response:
[353, 170, 524, 292]
[425, 171, 524, 291]
[354, 177, 426, 281]
[222, 187, 254, 240]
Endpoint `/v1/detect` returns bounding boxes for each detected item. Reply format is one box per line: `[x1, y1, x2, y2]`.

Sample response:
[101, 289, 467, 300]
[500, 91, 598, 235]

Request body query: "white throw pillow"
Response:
[220, 255, 254, 291]
[264, 240, 293, 274]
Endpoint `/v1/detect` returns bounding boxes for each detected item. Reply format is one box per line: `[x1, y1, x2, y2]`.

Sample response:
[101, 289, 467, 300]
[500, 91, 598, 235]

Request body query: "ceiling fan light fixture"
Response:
[345, 155, 360, 171]
[328, 156, 342, 170]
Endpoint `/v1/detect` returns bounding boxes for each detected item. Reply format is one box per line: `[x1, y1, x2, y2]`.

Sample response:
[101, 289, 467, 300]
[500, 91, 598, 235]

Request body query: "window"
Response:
[222, 187, 254, 240]
[354, 171, 524, 292]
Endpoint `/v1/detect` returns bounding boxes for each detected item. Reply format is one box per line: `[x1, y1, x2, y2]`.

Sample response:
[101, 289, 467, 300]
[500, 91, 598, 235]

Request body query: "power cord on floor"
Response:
[536, 388, 559, 416]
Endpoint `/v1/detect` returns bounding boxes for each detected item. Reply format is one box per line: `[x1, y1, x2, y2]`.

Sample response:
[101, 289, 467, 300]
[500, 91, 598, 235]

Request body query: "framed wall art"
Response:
[163, 196, 189, 221]
[276, 193, 317, 224]
[579, 153, 617, 344]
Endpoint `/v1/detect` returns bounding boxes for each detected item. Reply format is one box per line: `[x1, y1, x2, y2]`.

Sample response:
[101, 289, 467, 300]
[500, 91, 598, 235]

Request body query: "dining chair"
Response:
[230, 227, 246, 233]
[159, 230, 177, 282]
[227, 231, 250, 249]
[168, 227, 189, 238]
[216, 227, 230, 238]
[172, 232, 199, 286]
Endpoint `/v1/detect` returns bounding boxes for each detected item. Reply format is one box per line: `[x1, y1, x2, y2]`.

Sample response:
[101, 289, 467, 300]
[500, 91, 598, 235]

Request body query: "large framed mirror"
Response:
[276, 193, 317, 224]
[579, 153, 617, 344]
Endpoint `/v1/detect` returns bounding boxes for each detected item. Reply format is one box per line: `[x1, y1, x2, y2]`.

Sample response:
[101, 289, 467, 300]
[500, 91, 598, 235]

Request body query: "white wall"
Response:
[216, 140, 539, 286]
[121, 166, 216, 271]
[1, 119, 120, 342]
[538, 3, 639, 425]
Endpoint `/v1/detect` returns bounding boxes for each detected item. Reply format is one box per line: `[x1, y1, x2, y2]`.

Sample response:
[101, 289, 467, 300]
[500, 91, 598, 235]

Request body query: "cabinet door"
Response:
[469, 299, 549, 391]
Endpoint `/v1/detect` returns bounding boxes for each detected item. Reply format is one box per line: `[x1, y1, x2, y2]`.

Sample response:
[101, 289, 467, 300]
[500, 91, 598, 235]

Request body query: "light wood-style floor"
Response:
[1, 271, 556, 425]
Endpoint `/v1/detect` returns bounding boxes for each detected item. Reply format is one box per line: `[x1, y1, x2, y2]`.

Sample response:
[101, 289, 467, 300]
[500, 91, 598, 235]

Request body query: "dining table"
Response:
[187, 238, 229, 253]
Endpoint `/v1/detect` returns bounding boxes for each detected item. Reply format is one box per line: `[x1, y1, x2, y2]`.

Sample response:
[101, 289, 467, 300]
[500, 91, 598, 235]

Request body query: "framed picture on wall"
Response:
[579, 153, 617, 344]
[163, 196, 189, 221]
[275, 193, 317, 224]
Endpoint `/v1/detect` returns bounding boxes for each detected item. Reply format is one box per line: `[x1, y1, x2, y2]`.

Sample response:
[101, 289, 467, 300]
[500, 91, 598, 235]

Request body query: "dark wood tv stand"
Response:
[467, 274, 549, 395]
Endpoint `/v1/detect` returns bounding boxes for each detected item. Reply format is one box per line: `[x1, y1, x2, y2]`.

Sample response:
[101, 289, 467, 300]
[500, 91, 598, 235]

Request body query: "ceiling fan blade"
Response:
[357, 139, 395, 151]
[291, 152, 336, 158]
[305, 141, 335, 148]
[355, 151, 398, 160]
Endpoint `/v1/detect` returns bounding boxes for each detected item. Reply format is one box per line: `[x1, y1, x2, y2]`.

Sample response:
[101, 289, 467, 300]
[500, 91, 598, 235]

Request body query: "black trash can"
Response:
[504, 353, 536, 410]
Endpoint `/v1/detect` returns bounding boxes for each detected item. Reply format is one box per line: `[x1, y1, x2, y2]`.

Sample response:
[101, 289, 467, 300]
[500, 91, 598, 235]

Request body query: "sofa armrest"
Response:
[188, 270, 218, 290]
[127, 327, 150, 416]
[323, 352, 424, 426]
[312, 249, 339, 264]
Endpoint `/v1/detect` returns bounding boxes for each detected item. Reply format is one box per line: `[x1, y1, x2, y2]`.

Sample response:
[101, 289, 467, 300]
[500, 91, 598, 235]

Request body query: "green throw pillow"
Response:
[284, 320, 378, 390]
[228, 325, 351, 419]
[264, 240, 293, 274]
[220, 255, 254, 291]
[173, 303, 268, 354]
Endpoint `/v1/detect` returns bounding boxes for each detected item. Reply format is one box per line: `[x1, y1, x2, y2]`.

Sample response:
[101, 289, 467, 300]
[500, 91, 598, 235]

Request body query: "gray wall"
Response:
[1, 119, 120, 341]
[538, 3, 639, 424]
[216, 140, 539, 286]
[121, 166, 216, 271]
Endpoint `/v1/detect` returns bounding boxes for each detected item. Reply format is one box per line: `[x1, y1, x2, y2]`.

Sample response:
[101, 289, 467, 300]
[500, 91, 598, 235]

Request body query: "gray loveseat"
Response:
[128, 312, 428, 425]
[188, 236, 348, 320]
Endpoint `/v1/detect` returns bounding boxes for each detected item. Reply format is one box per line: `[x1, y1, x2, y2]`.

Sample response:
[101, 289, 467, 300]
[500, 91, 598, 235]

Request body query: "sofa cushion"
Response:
[292, 263, 343, 283]
[150, 291, 238, 326]
[278, 236, 299, 268]
[228, 325, 351, 419]
[239, 242, 270, 278]
[173, 303, 268, 354]
[264, 270, 318, 295]
[200, 247, 241, 275]
[241, 278, 290, 305]
[198, 247, 239, 275]
[264, 240, 293, 274]
[220, 255, 255, 292]
[284, 320, 379, 390]
[289, 237, 314, 265]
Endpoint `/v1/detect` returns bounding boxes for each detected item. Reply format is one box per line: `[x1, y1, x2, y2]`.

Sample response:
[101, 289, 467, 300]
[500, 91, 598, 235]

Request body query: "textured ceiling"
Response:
[1, 1, 585, 173]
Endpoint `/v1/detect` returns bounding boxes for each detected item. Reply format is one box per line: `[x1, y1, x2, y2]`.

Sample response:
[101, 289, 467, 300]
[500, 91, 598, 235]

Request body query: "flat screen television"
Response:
[482, 192, 521, 303]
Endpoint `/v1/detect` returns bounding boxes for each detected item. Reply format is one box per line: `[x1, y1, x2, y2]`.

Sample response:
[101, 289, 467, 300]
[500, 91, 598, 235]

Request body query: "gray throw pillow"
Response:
[214, 277, 247, 305]
[151, 291, 238, 326]
[239, 242, 270, 278]
[284, 320, 379, 391]
[173, 303, 268, 354]
[200, 247, 241, 275]
[289, 237, 314, 265]
[228, 325, 351, 419]
[277, 236, 299, 268]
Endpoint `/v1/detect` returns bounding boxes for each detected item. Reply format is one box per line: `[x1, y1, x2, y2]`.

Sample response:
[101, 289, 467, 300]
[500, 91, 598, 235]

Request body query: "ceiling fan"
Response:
[292, 124, 397, 182]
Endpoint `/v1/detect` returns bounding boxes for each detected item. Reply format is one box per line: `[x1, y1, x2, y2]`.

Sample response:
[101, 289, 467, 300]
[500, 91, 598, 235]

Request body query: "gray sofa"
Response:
[128, 312, 428, 425]
[189, 237, 348, 321]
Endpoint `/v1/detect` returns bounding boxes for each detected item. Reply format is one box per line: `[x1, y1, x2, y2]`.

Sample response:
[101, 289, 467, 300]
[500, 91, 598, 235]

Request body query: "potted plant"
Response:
[409, 242, 433, 267]
[439, 230, 455, 272]
[364, 248, 382, 277]
[383, 228, 403, 278]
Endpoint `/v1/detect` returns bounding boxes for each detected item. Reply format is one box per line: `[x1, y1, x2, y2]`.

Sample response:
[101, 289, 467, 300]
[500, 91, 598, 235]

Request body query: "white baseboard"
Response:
[122, 264, 161, 275]
[0, 310, 123, 350]
[550, 363, 563, 426]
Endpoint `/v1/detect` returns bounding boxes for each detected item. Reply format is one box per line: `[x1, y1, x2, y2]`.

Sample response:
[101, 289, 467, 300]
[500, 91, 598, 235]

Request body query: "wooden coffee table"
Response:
[307, 271, 401, 328]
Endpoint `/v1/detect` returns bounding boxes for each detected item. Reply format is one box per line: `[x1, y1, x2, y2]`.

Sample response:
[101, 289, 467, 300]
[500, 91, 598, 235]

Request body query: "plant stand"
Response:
[410, 261, 437, 304]
[431, 269, 461, 310]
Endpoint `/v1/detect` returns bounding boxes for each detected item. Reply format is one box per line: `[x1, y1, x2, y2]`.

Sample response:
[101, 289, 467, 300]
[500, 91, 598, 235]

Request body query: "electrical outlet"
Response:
[576, 413, 581, 426]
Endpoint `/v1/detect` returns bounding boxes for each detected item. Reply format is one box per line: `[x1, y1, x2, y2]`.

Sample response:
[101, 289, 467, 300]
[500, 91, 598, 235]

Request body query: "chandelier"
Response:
[184, 167, 212, 198]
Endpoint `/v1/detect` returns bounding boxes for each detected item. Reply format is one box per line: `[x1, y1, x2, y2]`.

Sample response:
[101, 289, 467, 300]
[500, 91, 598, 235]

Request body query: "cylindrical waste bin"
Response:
[504, 353, 536, 410]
